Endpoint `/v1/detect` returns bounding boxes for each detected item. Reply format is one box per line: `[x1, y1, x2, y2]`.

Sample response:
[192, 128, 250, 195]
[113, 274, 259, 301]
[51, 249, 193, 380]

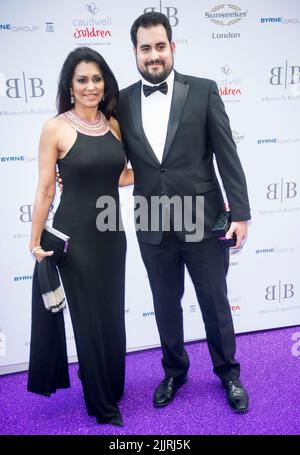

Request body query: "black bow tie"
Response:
[143, 81, 168, 97]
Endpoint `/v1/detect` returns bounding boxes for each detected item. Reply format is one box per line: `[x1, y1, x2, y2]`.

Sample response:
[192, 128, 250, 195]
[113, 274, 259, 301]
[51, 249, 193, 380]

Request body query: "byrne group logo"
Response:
[255, 247, 295, 255]
[45, 22, 54, 32]
[260, 17, 282, 24]
[0, 24, 10, 31]
[257, 137, 299, 145]
[143, 311, 155, 317]
[0, 22, 39, 32]
[14, 274, 33, 282]
[72, 3, 112, 42]
[260, 16, 300, 25]
[1, 155, 25, 164]
[1, 154, 37, 165]
[144, 1, 179, 27]
[1, 21, 55, 33]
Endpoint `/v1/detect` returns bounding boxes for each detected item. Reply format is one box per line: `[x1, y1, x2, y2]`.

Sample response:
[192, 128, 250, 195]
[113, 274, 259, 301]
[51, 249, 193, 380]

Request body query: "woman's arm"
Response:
[29, 118, 60, 261]
[119, 160, 134, 187]
[109, 117, 134, 187]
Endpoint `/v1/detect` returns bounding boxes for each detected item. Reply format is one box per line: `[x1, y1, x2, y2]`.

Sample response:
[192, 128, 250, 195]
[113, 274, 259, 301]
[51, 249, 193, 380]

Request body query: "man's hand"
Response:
[226, 221, 248, 248]
[56, 171, 63, 192]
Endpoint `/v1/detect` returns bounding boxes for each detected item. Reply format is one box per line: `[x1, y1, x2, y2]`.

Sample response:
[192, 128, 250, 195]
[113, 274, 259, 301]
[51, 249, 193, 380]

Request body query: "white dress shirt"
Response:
[141, 70, 174, 163]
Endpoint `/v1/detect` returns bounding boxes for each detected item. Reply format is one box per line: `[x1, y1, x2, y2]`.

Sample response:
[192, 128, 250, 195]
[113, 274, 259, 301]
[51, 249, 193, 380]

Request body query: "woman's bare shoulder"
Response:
[42, 115, 68, 135]
[41, 116, 59, 134]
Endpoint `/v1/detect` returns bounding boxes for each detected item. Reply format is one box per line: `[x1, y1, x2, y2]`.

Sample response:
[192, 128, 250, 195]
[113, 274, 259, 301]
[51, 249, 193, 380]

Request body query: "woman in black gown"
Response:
[29, 47, 133, 426]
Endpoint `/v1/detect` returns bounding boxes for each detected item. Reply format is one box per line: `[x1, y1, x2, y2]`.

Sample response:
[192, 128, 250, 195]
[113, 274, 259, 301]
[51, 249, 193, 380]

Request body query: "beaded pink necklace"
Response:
[61, 109, 109, 136]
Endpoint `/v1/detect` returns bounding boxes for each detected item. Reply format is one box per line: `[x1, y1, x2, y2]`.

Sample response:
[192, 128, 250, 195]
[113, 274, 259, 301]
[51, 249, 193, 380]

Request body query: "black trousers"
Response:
[139, 231, 240, 383]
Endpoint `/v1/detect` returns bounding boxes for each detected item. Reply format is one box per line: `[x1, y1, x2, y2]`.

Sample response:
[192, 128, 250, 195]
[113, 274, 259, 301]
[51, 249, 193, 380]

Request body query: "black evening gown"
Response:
[53, 130, 127, 425]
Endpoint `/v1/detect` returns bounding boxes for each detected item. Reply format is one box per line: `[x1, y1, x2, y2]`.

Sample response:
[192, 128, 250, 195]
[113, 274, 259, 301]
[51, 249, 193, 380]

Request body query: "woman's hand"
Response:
[56, 171, 64, 192]
[30, 245, 54, 263]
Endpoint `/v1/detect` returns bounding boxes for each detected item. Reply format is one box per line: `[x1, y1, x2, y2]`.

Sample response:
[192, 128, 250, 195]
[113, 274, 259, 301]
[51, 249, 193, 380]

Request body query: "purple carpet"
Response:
[0, 326, 299, 435]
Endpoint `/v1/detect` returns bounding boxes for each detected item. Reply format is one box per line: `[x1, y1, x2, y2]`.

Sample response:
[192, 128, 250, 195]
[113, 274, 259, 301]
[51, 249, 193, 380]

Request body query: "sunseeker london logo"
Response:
[205, 4, 248, 25]
[205, 4, 247, 39]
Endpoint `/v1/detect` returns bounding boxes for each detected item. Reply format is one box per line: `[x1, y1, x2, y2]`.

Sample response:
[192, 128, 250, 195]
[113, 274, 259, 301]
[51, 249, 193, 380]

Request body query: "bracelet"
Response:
[31, 246, 43, 255]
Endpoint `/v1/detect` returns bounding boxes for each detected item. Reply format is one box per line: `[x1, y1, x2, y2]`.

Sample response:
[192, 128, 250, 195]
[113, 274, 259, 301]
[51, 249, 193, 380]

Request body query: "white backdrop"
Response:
[0, 0, 299, 374]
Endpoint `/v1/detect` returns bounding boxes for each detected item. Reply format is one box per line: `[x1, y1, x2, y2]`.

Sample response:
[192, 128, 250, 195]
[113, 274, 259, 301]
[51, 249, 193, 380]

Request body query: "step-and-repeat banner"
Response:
[1, 0, 299, 373]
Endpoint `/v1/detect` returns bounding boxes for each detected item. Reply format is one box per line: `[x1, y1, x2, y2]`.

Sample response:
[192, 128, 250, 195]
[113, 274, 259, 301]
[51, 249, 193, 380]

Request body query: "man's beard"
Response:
[138, 59, 173, 84]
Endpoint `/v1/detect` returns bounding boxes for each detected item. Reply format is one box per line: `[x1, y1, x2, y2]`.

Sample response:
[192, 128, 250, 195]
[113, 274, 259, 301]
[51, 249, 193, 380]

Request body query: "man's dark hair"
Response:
[56, 46, 119, 118]
[130, 12, 172, 47]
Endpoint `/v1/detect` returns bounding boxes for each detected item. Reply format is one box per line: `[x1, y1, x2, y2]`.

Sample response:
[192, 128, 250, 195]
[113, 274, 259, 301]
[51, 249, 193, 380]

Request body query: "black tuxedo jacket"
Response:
[117, 71, 251, 245]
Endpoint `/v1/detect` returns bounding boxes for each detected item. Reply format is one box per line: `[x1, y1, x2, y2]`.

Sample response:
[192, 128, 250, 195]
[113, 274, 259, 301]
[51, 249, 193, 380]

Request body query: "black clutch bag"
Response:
[212, 211, 237, 247]
[40, 225, 70, 267]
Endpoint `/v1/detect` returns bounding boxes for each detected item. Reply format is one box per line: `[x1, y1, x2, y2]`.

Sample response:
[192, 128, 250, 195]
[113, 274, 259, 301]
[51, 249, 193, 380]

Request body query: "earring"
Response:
[70, 92, 74, 104]
[102, 94, 105, 102]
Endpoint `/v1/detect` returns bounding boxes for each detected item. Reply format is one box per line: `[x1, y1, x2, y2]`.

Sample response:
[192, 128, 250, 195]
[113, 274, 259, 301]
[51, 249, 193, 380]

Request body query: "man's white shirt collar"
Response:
[140, 71, 174, 163]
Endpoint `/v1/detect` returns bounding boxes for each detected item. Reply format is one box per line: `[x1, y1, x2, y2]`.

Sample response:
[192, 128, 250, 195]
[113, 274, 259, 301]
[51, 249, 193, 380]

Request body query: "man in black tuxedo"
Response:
[117, 12, 250, 412]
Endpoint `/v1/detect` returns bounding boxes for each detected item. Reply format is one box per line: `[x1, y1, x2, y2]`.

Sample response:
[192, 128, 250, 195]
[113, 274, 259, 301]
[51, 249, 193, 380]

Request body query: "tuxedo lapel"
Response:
[162, 73, 189, 162]
[128, 81, 160, 165]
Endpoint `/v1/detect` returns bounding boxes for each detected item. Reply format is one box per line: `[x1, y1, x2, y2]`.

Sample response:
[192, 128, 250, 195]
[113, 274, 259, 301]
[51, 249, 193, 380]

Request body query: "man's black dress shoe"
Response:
[223, 379, 249, 412]
[153, 376, 187, 407]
